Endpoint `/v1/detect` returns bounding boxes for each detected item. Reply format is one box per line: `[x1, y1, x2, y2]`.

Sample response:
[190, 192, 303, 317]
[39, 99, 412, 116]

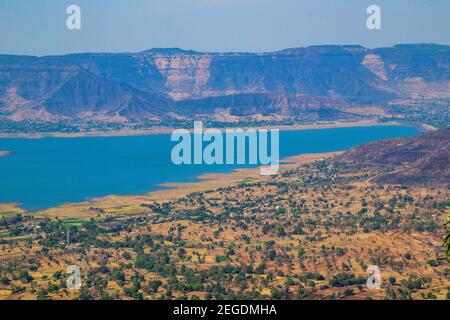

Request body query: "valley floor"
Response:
[0, 151, 448, 300]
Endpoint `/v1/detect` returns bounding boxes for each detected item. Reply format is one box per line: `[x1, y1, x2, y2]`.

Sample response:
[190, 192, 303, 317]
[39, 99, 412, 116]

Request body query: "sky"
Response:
[0, 0, 449, 56]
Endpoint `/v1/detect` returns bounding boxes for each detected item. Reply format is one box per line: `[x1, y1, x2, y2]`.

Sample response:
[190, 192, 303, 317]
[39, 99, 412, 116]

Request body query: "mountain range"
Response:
[0, 44, 449, 122]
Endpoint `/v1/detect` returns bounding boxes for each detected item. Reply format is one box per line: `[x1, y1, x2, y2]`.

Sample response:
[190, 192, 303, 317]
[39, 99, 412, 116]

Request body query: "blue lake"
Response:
[0, 125, 418, 210]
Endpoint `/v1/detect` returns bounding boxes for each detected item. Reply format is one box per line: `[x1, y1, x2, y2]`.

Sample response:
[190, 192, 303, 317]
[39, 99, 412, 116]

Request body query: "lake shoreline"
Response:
[0, 120, 426, 139]
[0, 123, 420, 217]
[30, 152, 342, 219]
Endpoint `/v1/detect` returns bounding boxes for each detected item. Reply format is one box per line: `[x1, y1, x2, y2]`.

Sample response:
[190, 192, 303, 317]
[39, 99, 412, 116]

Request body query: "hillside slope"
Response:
[337, 128, 450, 186]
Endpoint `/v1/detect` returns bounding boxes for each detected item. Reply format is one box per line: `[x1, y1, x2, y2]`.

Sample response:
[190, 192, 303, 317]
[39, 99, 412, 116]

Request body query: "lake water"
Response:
[0, 125, 418, 210]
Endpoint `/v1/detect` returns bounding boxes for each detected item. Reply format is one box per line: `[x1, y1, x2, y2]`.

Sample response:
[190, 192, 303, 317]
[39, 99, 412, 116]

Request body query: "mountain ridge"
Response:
[0, 44, 449, 123]
[336, 128, 450, 186]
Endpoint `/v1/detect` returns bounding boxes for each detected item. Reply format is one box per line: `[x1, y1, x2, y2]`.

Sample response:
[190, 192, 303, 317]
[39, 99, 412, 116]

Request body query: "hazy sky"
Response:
[0, 0, 449, 56]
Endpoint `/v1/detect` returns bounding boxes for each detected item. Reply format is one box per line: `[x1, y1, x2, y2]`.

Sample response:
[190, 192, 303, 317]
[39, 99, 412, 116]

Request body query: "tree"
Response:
[388, 276, 396, 285]
[270, 288, 282, 300]
[37, 288, 48, 300]
[78, 289, 93, 300]
[146, 280, 162, 294]
[18, 270, 33, 283]
[122, 251, 132, 260]
[296, 288, 307, 300]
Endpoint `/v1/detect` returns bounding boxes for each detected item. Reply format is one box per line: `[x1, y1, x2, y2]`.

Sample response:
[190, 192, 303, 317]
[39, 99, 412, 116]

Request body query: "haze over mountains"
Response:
[0, 44, 449, 122]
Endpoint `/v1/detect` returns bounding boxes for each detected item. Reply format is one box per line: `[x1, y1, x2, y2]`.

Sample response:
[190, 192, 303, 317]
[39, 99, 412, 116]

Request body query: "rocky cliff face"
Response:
[0, 44, 448, 122]
[361, 54, 388, 81]
[152, 53, 212, 100]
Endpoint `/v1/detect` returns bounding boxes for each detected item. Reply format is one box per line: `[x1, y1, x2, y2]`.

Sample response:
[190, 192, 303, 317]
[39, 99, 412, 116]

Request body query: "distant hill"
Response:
[0, 44, 449, 122]
[337, 128, 450, 186]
